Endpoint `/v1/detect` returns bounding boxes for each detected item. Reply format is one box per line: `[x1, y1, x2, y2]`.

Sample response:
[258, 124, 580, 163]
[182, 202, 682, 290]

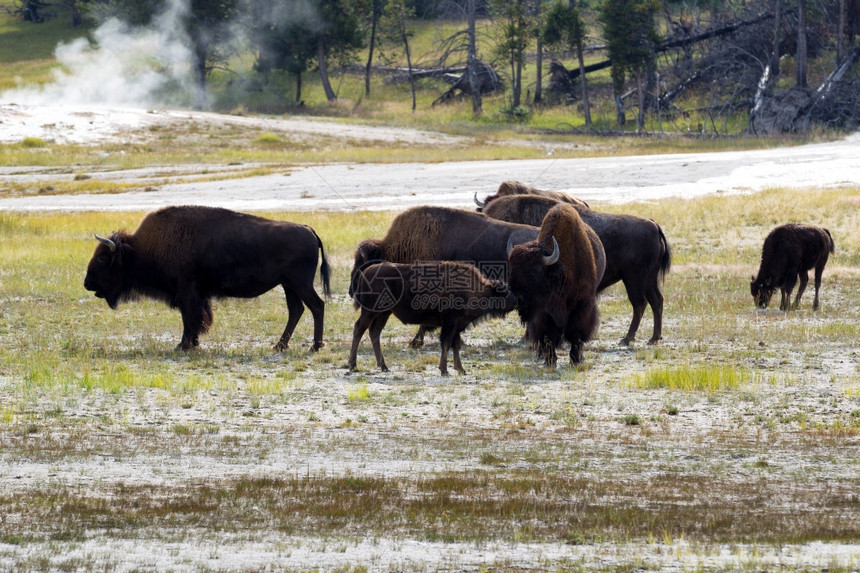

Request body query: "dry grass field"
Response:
[1, 183, 859, 571]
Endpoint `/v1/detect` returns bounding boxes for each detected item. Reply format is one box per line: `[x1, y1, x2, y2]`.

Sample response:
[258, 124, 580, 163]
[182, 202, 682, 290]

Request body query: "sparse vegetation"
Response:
[1, 186, 859, 569]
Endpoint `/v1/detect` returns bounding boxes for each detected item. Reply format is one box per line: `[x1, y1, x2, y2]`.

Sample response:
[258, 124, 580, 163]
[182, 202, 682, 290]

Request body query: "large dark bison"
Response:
[507, 203, 603, 366]
[482, 192, 671, 345]
[350, 206, 541, 348]
[84, 206, 331, 351]
[474, 180, 590, 211]
[750, 223, 835, 311]
[349, 261, 517, 375]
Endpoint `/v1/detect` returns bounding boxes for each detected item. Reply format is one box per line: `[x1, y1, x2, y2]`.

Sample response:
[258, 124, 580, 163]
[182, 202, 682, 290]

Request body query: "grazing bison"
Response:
[84, 206, 331, 351]
[351, 206, 540, 348]
[474, 180, 590, 211]
[750, 223, 835, 311]
[348, 261, 517, 375]
[483, 193, 670, 345]
[507, 203, 603, 366]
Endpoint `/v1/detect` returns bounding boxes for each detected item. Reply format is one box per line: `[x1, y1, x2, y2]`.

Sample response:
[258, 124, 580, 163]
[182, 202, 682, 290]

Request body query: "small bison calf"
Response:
[348, 261, 517, 375]
[750, 223, 835, 311]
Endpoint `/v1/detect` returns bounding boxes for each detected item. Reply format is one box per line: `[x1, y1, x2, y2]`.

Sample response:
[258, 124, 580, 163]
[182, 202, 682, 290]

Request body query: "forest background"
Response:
[2, 0, 859, 137]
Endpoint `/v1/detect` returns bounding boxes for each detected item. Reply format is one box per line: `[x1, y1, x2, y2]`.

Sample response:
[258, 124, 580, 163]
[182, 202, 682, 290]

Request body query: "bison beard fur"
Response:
[750, 223, 835, 311]
[507, 204, 603, 366]
[84, 206, 331, 351]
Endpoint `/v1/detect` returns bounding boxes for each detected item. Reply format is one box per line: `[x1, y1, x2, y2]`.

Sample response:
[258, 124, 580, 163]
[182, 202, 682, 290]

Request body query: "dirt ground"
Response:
[1, 105, 859, 571]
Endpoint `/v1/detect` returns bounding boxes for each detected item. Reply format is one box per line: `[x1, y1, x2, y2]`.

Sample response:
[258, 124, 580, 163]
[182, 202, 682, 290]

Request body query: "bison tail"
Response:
[824, 228, 836, 254]
[657, 223, 672, 280]
[313, 229, 332, 299]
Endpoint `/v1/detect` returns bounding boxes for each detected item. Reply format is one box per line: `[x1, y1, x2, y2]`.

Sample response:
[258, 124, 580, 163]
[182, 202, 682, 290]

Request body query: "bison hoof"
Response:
[274, 342, 288, 352]
[311, 340, 325, 352]
[410, 339, 424, 349]
[646, 337, 661, 346]
[619, 337, 632, 346]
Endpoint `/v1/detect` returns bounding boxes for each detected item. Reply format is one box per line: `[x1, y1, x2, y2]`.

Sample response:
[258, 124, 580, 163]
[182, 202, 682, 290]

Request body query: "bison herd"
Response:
[84, 182, 835, 375]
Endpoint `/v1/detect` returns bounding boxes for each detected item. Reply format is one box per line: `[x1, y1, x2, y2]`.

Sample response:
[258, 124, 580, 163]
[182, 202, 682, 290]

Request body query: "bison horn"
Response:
[474, 192, 485, 208]
[94, 233, 117, 253]
[543, 237, 560, 266]
[506, 235, 515, 257]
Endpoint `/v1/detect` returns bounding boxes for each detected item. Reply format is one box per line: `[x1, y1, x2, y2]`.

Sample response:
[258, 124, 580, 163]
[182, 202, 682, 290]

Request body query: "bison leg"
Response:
[367, 313, 391, 372]
[539, 337, 558, 368]
[348, 310, 376, 372]
[410, 325, 437, 349]
[644, 283, 664, 345]
[437, 324, 464, 376]
[280, 285, 326, 351]
[792, 270, 809, 310]
[452, 332, 466, 375]
[176, 283, 210, 351]
[275, 289, 305, 351]
[813, 262, 827, 310]
[620, 280, 647, 345]
[780, 270, 798, 311]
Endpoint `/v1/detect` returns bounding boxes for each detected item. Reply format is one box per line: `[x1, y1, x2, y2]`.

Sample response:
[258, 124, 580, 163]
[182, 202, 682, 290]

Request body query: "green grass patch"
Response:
[630, 364, 754, 393]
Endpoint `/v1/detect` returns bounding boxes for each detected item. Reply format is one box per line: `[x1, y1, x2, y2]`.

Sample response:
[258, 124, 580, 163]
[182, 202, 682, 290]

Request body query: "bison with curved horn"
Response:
[751, 223, 835, 311]
[507, 203, 604, 366]
[85, 206, 331, 351]
[481, 191, 670, 346]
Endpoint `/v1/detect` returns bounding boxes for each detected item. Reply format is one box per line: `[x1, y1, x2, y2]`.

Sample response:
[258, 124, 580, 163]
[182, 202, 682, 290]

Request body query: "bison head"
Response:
[84, 233, 131, 309]
[750, 276, 775, 309]
[349, 239, 386, 299]
[506, 236, 560, 321]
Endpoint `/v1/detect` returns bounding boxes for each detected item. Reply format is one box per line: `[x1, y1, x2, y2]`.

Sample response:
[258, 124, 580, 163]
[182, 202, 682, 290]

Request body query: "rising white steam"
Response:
[0, 0, 195, 108]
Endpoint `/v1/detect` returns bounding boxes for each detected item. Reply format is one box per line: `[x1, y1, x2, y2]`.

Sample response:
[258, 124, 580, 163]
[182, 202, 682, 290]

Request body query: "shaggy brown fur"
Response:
[475, 180, 590, 211]
[507, 204, 601, 366]
[751, 223, 835, 311]
[348, 261, 517, 375]
[84, 206, 330, 351]
[350, 206, 539, 348]
[483, 193, 671, 345]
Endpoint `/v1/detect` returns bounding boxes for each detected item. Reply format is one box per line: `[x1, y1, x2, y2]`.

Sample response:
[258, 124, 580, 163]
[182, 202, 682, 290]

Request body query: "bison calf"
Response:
[84, 206, 331, 351]
[348, 261, 516, 375]
[750, 223, 835, 311]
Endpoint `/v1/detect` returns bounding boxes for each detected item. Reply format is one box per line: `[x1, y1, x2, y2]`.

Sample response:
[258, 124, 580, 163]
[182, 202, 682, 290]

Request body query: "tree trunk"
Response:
[365, 0, 381, 96]
[772, 0, 782, 75]
[401, 23, 417, 111]
[576, 36, 592, 127]
[513, 56, 522, 107]
[838, 0, 846, 63]
[568, 0, 591, 126]
[796, 0, 808, 88]
[318, 39, 337, 102]
[614, 94, 625, 126]
[193, 45, 208, 110]
[296, 72, 302, 104]
[535, 35, 543, 104]
[636, 70, 645, 131]
[467, 0, 483, 117]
